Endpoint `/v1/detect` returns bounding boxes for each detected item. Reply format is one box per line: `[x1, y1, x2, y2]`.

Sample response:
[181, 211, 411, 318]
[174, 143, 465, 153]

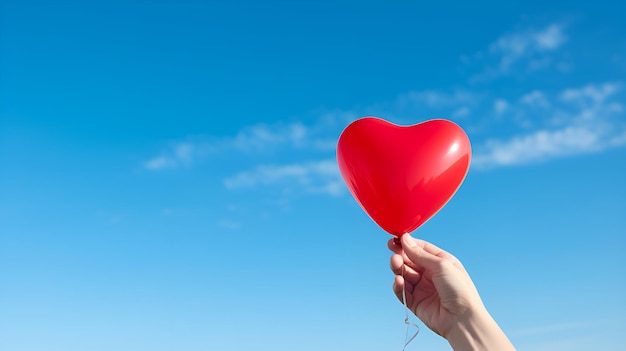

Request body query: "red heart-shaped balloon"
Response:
[336, 117, 471, 236]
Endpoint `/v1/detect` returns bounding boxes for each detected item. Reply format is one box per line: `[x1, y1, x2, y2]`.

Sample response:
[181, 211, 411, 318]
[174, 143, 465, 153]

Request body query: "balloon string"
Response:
[402, 264, 420, 350]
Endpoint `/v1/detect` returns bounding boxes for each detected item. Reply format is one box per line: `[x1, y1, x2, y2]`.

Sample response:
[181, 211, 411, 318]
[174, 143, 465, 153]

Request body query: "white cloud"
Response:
[556, 83, 623, 128]
[232, 122, 309, 151]
[223, 160, 344, 196]
[471, 23, 568, 81]
[142, 18, 623, 196]
[534, 24, 567, 50]
[144, 155, 176, 170]
[143, 141, 198, 170]
[452, 106, 471, 118]
[312, 138, 338, 151]
[362, 89, 479, 123]
[610, 130, 626, 146]
[521, 90, 550, 108]
[395, 90, 475, 110]
[560, 82, 621, 104]
[475, 82, 626, 169]
[494, 99, 509, 115]
[142, 121, 332, 171]
[474, 126, 603, 168]
[527, 57, 553, 72]
[491, 24, 566, 68]
[174, 142, 194, 162]
[144, 79, 625, 181]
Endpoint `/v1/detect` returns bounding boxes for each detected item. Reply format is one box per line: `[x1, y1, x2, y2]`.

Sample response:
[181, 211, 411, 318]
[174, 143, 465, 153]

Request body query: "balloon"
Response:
[336, 117, 471, 236]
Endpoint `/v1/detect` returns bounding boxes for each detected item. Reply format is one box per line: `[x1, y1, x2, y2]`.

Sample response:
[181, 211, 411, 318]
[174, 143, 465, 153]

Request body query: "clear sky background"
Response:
[1, 1, 625, 350]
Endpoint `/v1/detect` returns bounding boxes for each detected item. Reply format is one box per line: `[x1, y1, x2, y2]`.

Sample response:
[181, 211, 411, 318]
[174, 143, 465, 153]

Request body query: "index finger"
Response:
[408, 236, 464, 269]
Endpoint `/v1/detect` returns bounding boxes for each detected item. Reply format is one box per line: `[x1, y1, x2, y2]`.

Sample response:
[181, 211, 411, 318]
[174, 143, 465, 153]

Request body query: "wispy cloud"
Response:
[521, 90, 550, 108]
[142, 122, 335, 171]
[452, 106, 471, 118]
[365, 89, 479, 120]
[491, 24, 566, 62]
[223, 160, 343, 196]
[475, 125, 609, 168]
[468, 23, 568, 82]
[144, 81, 625, 182]
[494, 98, 510, 115]
[141, 22, 625, 198]
[144, 155, 175, 170]
[143, 142, 196, 170]
[232, 122, 309, 151]
[474, 82, 625, 168]
[560, 82, 621, 105]
[395, 90, 476, 109]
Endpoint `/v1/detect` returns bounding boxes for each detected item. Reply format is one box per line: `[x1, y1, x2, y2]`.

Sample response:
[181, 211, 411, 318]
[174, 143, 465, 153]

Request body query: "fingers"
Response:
[419, 240, 463, 267]
[390, 234, 465, 273]
[390, 254, 404, 274]
[392, 275, 404, 301]
[393, 275, 415, 303]
[387, 237, 402, 254]
[388, 237, 421, 269]
[401, 234, 445, 271]
[410, 237, 466, 269]
[390, 254, 422, 281]
[389, 235, 460, 262]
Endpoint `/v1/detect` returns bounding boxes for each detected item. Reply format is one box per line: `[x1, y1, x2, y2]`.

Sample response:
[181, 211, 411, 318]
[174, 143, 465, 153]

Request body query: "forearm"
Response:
[446, 307, 516, 351]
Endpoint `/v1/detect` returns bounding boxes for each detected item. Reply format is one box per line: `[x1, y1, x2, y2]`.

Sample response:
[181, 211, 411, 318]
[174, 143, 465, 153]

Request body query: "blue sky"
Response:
[1, 1, 625, 350]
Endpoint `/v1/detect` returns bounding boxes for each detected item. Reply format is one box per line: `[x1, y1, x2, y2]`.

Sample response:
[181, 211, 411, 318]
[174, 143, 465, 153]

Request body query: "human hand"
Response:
[389, 234, 516, 351]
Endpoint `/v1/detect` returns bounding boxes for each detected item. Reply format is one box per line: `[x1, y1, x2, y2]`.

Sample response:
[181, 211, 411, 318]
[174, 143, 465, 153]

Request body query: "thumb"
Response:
[401, 234, 443, 271]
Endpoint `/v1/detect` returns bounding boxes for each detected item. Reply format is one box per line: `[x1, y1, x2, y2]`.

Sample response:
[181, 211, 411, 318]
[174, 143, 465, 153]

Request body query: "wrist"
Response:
[445, 306, 516, 351]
